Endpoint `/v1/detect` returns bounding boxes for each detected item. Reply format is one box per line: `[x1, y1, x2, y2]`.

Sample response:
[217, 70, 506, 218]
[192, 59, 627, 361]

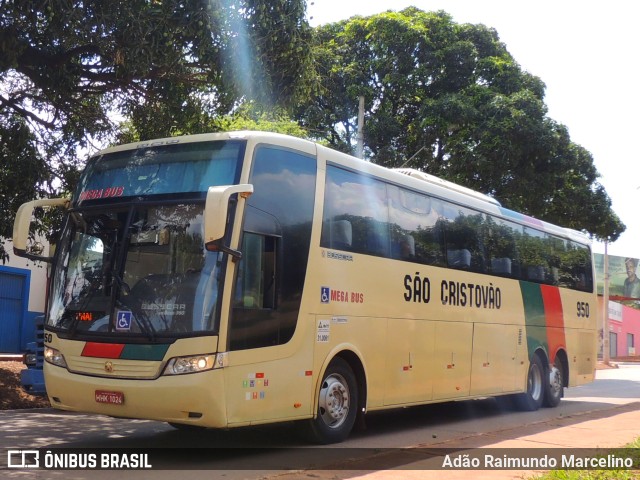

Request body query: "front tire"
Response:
[304, 357, 358, 444]
[515, 354, 545, 411]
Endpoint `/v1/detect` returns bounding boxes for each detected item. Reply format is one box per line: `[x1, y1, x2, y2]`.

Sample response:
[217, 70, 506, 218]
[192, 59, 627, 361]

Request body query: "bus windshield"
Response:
[47, 140, 245, 338]
[48, 203, 225, 338]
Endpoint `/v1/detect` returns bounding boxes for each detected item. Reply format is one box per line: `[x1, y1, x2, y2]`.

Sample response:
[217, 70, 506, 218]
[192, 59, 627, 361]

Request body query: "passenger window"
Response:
[519, 227, 549, 283]
[485, 218, 521, 278]
[387, 185, 444, 265]
[443, 204, 486, 273]
[322, 166, 390, 257]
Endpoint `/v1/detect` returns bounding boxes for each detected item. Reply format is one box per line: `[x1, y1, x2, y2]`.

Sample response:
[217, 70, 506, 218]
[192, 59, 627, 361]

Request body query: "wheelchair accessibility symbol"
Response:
[116, 311, 132, 331]
[321, 287, 330, 304]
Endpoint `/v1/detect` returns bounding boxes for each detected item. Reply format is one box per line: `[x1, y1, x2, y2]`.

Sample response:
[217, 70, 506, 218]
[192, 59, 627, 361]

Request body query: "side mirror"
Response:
[204, 184, 253, 257]
[13, 197, 70, 262]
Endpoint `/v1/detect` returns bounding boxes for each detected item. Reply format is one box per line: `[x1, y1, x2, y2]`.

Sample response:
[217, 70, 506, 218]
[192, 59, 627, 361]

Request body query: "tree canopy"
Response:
[0, 4, 625, 262]
[0, 0, 312, 260]
[297, 8, 624, 240]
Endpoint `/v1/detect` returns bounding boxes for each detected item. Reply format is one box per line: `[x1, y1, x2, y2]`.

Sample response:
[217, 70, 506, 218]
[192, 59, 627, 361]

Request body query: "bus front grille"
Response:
[65, 356, 163, 379]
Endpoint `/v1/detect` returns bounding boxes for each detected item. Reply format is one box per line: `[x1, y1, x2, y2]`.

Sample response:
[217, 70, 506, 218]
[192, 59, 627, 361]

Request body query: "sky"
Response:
[307, 0, 640, 258]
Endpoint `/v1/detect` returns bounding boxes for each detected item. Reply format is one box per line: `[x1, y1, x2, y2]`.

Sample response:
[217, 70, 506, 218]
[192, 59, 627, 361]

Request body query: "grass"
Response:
[530, 438, 640, 480]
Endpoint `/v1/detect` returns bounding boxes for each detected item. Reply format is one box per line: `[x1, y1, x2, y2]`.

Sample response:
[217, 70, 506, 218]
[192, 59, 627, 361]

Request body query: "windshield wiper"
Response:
[112, 271, 131, 295]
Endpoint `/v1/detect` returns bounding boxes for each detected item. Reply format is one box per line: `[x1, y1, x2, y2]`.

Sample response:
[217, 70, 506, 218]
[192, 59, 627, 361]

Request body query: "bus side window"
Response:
[442, 203, 486, 273]
[322, 166, 389, 257]
[234, 233, 276, 309]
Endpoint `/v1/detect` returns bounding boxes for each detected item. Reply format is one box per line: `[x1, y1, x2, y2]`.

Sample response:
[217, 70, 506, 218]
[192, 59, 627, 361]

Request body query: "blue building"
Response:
[0, 239, 48, 354]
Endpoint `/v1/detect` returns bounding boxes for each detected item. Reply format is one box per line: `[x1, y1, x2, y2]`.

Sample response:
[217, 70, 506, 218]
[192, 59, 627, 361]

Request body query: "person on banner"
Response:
[623, 257, 640, 299]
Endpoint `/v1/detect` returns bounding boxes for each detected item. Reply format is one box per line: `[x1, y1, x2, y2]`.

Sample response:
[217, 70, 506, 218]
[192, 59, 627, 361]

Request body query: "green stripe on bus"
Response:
[120, 344, 170, 361]
[519, 281, 549, 358]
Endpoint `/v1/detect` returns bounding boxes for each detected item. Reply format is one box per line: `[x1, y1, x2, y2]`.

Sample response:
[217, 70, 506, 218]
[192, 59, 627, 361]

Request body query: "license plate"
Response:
[95, 390, 125, 405]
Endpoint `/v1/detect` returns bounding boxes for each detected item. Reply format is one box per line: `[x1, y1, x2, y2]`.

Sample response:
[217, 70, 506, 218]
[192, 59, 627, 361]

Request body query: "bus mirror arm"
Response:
[204, 184, 253, 260]
[205, 240, 243, 261]
[13, 197, 70, 262]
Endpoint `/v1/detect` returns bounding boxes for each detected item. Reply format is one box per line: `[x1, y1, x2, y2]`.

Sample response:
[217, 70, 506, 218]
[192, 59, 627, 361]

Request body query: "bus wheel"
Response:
[543, 357, 564, 408]
[305, 357, 358, 444]
[515, 354, 545, 411]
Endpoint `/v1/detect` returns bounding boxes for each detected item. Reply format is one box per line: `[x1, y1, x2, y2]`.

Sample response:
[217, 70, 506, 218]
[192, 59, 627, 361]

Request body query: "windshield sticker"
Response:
[141, 303, 186, 316]
[115, 311, 132, 331]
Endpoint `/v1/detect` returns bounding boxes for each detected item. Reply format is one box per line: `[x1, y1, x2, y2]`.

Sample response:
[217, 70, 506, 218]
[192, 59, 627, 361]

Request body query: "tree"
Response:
[118, 102, 309, 144]
[0, 116, 48, 263]
[122, 0, 314, 140]
[297, 8, 624, 241]
[0, 0, 312, 260]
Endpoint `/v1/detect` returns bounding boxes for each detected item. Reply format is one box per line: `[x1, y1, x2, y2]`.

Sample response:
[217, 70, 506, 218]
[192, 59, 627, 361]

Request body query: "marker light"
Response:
[163, 354, 216, 375]
[44, 346, 67, 368]
[24, 353, 37, 366]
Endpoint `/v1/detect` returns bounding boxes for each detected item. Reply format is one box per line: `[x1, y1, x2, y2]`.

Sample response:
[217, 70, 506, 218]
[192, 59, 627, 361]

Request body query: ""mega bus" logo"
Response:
[320, 287, 364, 304]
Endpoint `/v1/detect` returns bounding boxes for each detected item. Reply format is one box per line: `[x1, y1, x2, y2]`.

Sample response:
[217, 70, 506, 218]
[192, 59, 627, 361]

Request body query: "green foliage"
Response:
[1, 0, 311, 141]
[0, 0, 311, 260]
[211, 104, 308, 138]
[117, 103, 309, 143]
[0, 116, 48, 262]
[0, 1, 625, 260]
[298, 8, 624, 241]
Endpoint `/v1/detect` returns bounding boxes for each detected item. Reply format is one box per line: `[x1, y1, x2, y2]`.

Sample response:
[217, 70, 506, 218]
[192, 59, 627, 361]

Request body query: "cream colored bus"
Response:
[13, 131, 597, 443]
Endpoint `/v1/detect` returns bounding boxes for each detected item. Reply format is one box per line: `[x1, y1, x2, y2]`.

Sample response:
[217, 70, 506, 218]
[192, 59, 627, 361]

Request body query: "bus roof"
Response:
[95, 131, 591, 246]
[95, 130, 317, 155]
[393, 168, 502, 207]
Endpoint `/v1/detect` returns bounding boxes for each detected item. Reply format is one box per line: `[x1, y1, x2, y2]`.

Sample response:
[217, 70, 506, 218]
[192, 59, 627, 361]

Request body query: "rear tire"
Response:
[514, 354, 545, 411]
[304, 357, 358, 444]
[543, 356, 564, 408]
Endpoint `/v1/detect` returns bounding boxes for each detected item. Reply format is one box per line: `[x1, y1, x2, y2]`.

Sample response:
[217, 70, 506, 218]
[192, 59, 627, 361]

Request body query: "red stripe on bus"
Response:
[81, 342, 125, 359]
[540, 285, 566, 363]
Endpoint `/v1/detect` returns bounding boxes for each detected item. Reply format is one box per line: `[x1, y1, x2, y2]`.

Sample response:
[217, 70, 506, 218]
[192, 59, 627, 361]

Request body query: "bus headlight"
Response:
[163, 354, 216, 375]
[44, 347, 67, 368]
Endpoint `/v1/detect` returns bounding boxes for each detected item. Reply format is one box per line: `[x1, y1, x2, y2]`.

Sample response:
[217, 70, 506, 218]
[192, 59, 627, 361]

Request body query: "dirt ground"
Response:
[0, 361, 50, 410]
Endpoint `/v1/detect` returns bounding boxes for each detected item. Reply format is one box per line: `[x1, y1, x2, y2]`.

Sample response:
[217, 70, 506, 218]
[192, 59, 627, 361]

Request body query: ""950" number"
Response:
[576, 301, 590, 318]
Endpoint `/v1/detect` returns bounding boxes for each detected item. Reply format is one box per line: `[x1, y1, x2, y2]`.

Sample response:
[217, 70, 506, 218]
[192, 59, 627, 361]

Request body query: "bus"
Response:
[13, 131, 597, 443]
